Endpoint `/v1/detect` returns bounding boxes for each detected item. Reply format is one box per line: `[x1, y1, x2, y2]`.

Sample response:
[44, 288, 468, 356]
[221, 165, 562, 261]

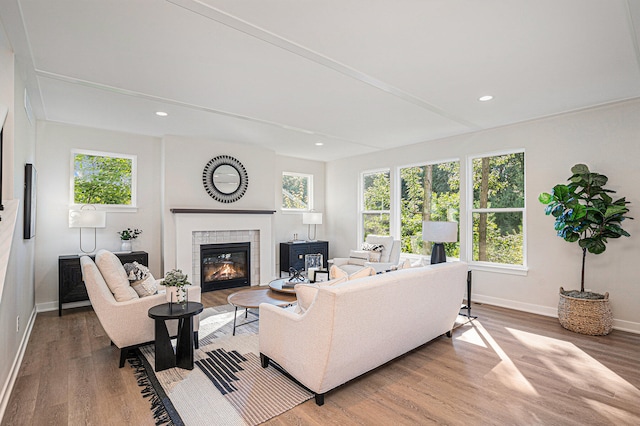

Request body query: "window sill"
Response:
[469, 262, 529, 276]
[69, 204, 138, 213]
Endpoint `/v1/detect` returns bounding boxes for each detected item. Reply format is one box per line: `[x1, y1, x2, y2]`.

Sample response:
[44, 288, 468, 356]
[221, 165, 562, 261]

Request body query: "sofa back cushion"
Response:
[95, 250, 139, 302]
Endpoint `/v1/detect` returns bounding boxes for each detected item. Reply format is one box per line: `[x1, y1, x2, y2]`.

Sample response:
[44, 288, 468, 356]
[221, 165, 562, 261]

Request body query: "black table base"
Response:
[148, 302, 204, 372]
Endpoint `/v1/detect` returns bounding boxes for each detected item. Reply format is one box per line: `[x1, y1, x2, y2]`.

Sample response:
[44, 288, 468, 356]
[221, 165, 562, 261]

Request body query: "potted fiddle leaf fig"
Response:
[539, 164, 632, 335]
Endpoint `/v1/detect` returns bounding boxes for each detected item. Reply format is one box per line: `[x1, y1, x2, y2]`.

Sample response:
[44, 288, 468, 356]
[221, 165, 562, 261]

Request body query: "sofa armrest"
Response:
[259, 300, 333, 392]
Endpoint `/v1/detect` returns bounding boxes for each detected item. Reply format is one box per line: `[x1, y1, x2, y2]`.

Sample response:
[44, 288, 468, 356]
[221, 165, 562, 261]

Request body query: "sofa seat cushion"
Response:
[95, 250, 138, 302]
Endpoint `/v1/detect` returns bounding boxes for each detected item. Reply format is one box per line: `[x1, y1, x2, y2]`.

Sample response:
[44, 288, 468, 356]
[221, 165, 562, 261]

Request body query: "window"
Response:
[400, 161, 460, 257]
[71, 149, 137, 208]
[468, 151, 525, 267]
[361, 169, 390, 239]
[282, 172, 313, 211]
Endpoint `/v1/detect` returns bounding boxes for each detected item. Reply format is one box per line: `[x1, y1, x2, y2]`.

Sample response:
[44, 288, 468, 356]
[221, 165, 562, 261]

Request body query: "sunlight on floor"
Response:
[456, 323, 488, 348]
[456, 320, 539, 396]
[506, 327, 640, 424]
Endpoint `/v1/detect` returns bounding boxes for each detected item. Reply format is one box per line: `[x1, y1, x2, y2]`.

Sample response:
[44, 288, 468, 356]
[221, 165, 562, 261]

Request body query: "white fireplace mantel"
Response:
[172, 211, 275, 286]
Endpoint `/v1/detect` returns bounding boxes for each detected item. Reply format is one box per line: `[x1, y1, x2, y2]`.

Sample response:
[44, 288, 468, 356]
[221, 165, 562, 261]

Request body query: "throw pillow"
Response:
[361, 242, 384, 252]
[349, 266, 376, 280]
[397, 258, 412, 270]
[367, 251, 382, 262]
[330, 265, 349, 280]
[95, 250, 138, 302]
[317, 276, 348, 287]
[365, 235, 394, 263]
[123, 261, 150, 281]
[348, 249, 369, 266]
[294, 284, 319, 314]
[130, 273, 158, 297]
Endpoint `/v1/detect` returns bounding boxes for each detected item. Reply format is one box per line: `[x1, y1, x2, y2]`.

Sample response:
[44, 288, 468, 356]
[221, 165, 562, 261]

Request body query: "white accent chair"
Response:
[80, 250, 201, 367]
[330, 235, 401, 274]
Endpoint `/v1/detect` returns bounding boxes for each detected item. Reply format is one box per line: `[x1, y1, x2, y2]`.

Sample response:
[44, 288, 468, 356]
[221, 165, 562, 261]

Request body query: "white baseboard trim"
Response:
[473, 294, 557, 318]
[473, 294, 640, 334]
[0, 306, 37, 423]
[612, 319, 640, 334]
[37, 300, 91, 313]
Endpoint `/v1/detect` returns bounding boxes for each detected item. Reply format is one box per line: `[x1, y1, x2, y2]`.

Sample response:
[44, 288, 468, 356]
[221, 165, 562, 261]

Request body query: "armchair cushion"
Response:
[95, 250, 138, 302]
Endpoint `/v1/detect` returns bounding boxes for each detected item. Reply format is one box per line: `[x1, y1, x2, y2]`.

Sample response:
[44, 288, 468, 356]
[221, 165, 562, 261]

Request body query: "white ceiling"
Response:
[2, 0, 640, 161]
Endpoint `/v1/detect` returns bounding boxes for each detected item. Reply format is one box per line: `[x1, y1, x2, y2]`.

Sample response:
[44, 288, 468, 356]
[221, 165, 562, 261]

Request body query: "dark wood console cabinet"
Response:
[58, 251, 148, 316]
[279, 241, 329, 274]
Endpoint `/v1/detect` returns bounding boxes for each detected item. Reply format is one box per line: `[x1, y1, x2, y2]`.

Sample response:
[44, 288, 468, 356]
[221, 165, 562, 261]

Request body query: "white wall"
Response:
[34, 122, 161, 309]
[0, 40, 37, 419]
[326, 99, 640, 332]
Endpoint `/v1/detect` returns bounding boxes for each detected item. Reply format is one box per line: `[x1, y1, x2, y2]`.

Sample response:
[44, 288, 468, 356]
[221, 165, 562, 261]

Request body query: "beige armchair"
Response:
[80, 250, 201, 367]
[330, 235, 401, 275]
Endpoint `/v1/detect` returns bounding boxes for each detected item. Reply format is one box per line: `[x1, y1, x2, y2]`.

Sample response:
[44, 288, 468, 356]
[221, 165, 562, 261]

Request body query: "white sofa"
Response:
[259, 261, 468, 405]
[81, 251, 201, 367]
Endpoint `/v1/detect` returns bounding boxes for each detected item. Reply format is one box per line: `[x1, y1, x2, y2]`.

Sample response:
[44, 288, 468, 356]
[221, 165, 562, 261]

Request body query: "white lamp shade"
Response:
[422, 221, 458, 243]
[302, 212, 323, 225]
[69, 210, 107, 228]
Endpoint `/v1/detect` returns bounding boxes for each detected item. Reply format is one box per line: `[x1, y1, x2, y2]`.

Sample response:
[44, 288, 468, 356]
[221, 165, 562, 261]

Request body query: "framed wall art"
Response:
[24, 163, 37, 239]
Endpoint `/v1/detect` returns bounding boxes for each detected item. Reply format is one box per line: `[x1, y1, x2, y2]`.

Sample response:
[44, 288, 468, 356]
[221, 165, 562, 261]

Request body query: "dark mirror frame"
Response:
[202, 155, 249, 203]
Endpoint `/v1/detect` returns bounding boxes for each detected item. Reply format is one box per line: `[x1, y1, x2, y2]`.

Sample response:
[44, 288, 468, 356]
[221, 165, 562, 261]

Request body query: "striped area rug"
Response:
[130, 305, 313, 425]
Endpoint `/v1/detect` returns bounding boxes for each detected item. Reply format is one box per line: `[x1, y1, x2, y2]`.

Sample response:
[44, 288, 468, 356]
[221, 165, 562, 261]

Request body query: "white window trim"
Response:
[70, 149, 138, 211]
[465, 149, 527, 272]
[359, 168, 391, 243]
[281, 171, 314, 212]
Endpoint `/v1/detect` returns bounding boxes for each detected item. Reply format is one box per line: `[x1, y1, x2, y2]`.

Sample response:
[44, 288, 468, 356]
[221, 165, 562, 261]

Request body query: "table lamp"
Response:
[422, 221, 458, 264]
[302, 211, 322, 241]
[69, 205, 106, 254]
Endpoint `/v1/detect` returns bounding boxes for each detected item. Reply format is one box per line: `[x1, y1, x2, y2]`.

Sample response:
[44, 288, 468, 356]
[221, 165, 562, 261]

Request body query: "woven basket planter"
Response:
[558, 287, 613, 335]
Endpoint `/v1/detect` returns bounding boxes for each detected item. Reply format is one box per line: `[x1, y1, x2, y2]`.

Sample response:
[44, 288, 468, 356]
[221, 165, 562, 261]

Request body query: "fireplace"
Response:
[200, 242, 251, 292]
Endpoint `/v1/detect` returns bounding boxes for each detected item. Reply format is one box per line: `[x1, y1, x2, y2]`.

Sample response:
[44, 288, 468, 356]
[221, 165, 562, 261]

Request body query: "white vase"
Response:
[166, 286, 187, 304]
[120, 240, 132, 252]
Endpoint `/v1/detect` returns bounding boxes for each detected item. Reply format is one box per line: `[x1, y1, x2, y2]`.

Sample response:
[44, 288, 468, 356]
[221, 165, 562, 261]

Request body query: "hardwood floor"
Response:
[3, 291, 640, 425]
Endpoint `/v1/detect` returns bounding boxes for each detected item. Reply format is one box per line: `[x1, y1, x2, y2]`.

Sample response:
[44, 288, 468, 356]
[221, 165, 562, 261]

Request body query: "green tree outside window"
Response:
[471, 152, 525, 265]
[400, 161, 460, 257]
[73, 151, 135, 206]
[282, 172, 312, 210]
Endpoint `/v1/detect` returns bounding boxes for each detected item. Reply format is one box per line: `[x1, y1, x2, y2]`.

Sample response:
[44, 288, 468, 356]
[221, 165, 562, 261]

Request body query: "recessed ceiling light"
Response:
[155, 111, 168, 117]
[315, 142, 324, 146]
[478, 95, 494, 102]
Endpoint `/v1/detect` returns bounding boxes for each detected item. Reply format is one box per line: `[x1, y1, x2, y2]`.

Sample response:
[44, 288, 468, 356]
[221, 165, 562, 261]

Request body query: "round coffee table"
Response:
[268, 277, 308, 294]
[227, 288, 296, 335]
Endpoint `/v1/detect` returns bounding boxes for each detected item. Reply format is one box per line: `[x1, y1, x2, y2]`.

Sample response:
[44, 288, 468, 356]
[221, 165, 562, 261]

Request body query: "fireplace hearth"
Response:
[200, 242, 250, 292]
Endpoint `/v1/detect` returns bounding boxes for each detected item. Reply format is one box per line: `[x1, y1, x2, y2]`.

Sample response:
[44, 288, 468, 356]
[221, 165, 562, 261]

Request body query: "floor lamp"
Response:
[422, 221, 458, 264]
[69, 205, 107, 254]
[302, 211, 322, 242]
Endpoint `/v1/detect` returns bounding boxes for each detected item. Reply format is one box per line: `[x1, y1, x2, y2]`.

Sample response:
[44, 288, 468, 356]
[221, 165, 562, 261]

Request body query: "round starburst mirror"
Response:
[202, 155, 248, 203]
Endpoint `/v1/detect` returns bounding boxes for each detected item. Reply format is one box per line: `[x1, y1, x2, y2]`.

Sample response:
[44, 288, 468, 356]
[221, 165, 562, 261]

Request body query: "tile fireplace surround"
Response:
[172, 210, 275, 287]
